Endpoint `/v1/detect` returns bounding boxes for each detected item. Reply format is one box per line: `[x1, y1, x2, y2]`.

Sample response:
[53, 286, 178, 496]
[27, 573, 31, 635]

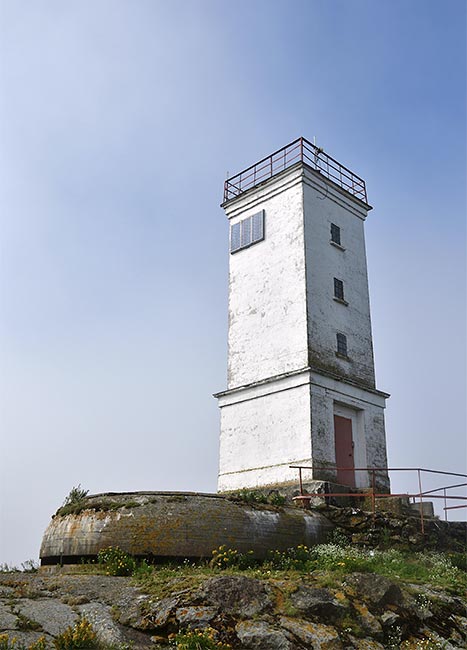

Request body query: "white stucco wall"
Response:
[217, 372, 312, 492]
[225, 167, 308, 389]
[303, 172, 376, 389]
[216, 367, 389, 492]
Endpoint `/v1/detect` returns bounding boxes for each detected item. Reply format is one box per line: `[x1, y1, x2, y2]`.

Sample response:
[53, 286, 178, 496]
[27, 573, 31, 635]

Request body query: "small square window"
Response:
[331, 223, 341, 245]
[334, 278, 345, 301]
[336, 333, 348, 357]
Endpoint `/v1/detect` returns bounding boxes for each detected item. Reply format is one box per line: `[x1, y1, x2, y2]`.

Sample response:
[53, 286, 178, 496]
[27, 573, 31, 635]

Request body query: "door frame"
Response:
[333, 403, 367, 488]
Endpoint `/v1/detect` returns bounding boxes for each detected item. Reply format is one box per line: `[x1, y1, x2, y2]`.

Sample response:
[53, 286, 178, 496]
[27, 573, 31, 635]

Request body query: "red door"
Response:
[334, 415, 356, 487]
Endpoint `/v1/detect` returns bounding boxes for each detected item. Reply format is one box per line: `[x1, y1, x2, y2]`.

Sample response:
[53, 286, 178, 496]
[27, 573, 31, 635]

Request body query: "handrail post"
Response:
[444, 488, 447, 521]
[417, 469, 425, 535]
[299, 467, 303, 496]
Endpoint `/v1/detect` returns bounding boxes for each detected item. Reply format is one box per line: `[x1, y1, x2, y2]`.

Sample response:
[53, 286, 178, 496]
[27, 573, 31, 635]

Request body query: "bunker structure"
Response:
[215, 137, 390, 495]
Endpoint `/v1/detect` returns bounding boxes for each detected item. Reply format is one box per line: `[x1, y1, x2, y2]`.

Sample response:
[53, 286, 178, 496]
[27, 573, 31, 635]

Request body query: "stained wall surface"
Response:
[303, 173, 376, 388]
[40, 492, 334, 564]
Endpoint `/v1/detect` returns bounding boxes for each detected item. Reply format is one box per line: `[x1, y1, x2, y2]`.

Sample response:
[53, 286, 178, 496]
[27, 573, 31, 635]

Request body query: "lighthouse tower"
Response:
[215, 138, 389, 494]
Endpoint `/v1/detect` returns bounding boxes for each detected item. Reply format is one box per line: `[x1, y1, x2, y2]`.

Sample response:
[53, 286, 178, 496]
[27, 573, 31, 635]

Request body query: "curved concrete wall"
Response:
[40, 492, 333, 564]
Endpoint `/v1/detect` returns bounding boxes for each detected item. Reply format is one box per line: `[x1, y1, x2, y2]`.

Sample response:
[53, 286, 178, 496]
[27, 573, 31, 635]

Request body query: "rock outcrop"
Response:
[1, 569, 466, 649]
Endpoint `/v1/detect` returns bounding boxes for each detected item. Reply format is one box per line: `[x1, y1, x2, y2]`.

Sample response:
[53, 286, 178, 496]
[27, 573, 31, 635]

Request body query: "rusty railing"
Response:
[289, 465, 467, 534]
[223, 137, 368, 204]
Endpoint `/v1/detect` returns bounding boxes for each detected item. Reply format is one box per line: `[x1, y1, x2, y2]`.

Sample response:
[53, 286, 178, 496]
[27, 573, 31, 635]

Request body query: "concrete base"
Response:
[40, 491, 334, 565]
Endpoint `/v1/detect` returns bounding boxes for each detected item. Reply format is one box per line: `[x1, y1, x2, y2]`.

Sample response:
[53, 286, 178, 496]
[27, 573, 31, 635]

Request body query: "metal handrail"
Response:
[289, 464, 467, 534]
[223, 137, 368, 204]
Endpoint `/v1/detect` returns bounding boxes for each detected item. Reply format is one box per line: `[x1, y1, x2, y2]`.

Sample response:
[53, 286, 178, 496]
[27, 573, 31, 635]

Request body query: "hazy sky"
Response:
[1, 0, 466, 565]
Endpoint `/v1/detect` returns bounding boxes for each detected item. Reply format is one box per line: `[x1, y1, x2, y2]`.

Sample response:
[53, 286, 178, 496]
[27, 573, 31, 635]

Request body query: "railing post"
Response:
[444, 488, 447, 521]
[417, 469, 425, 535]
[299, 468, 303, 496]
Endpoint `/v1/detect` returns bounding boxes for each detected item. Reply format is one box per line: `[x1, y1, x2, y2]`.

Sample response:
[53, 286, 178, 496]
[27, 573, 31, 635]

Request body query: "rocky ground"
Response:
[0, 568, 466, 649]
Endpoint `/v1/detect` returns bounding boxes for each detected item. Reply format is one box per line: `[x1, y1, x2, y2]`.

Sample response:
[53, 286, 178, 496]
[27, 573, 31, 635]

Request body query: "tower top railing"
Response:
[223, 137, 368, 204]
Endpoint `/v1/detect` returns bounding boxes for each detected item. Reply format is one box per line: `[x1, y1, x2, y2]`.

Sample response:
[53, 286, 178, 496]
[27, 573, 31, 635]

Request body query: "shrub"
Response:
[53, 617, 97, 649]
[265, 544, 316, 571]
[210, 546, 256, 570]
[229, 489, 286, 506]
[97, 546, 136, 576]
[170, 628, 231, 650]
[63, 485, 89, 506]
[326, 527, 350, 547]
[0, 636, 47, 650]
[268, 492, 286, 506]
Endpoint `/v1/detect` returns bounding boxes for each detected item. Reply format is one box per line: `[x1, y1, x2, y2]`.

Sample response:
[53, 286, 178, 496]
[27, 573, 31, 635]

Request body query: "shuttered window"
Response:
[252, 211, 264, 242]
[241, 217, 252, 247]
[230, 222, 241, 252]
[230, 210, 265, 253]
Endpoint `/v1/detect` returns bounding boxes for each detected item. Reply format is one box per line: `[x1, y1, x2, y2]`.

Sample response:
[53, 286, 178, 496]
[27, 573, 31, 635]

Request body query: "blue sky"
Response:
[0, 0, 465, 565]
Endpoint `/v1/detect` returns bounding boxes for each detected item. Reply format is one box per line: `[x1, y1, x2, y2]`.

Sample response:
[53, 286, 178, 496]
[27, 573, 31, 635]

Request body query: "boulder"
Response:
[346, 574, 402, 608]
[78, 602, 124, 645]
[199, 576, 272, 618]
[175, 606, 218, 629]
[279, 616, 343, 649]
[15, 597, 77, 637]
[290, 587, 346, 621]
[236, 620, 294, 649]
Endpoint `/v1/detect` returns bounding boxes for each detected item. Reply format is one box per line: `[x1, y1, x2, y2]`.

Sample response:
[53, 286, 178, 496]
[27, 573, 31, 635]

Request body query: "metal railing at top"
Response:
[289, 465, 467, 534]
[223, 137, 368, 204]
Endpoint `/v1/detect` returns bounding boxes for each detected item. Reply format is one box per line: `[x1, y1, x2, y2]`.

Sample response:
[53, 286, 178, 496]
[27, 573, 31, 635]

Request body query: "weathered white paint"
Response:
[226, 171, 308, 388]
[216, 159, 389, 493]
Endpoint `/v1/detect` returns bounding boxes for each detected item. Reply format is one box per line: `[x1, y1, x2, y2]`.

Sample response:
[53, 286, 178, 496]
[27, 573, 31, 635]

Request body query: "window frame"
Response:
[334, 278, 345, 301]
[336, 332, 348, 358]
[330, 223, 341, 246]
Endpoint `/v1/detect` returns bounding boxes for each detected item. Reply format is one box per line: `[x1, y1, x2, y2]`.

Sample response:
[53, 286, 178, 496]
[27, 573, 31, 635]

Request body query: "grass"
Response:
[52, 543, 465, 598]
[129, 546, 466, 602]
[56, 499, 142, 517]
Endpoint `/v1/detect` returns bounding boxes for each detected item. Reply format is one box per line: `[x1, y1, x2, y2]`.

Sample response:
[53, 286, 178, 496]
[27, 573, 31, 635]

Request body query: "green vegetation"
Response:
[210, 545, 257, 570]
[53, 618, 97, 649]
[56, 492, 142, 517]
[169, 628, 231, 650]
[63, 485, 89, 506]
[0, 636, 46, 650]
[133, 544, 466, 597]
[227, 489, 286, 506]
[97, 546, 136, 576]
[56, 485, 89, 516]
[59, 542, 466, 596]
[16, 613, 42, 631]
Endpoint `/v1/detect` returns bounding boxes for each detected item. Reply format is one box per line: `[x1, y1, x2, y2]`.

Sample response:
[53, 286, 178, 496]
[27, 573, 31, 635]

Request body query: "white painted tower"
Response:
[215, 138, 389, 493]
